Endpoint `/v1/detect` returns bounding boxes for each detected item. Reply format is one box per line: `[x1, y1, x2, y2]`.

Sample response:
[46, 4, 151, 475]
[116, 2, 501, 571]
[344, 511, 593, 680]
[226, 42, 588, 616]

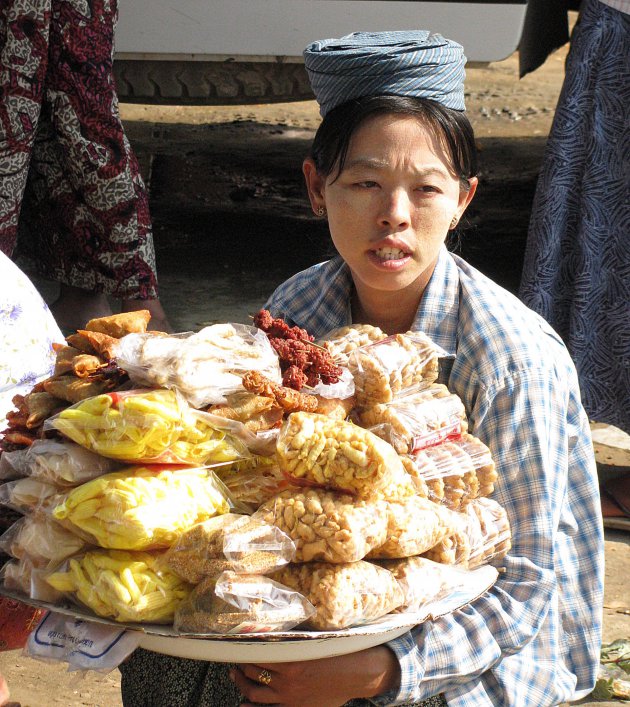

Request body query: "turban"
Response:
[303, 30, 466, 116]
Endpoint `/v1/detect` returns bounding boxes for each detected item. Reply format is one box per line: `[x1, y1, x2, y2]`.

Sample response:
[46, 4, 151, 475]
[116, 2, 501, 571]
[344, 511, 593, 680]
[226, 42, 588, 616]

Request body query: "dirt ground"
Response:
[3, 34, 630, 707]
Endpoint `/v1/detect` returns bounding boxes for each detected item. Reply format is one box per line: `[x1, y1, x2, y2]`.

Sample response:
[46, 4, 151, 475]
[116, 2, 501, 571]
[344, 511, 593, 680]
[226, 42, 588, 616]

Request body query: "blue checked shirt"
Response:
[265, 247, 604, 707]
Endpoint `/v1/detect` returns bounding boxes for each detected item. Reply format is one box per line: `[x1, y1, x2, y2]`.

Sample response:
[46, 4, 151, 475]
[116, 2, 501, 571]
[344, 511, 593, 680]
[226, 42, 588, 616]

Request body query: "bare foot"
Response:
[121, 298, 173, 333]
[50, 285, 113, 333]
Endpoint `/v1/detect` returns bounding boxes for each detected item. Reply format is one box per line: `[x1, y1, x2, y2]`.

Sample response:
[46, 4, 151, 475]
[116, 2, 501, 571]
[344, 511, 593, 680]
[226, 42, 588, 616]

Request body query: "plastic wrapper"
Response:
[42, 549, 191, 623]
[51, 466, 232, 551]
[376, 556, 478, 612]
[0, 448, 28, 481]
[114, 323, 282, 408]
[367, 496, 460, 559]
[465, 497, 511, 569]
[214, 457, 290, 511]
[16, 439, 121, 487]
[165, 514, 295, 584]
[1, 557, 36, 596]
[46, 388, 249, 465]
[347, 333, 441, 407]
[356, 383, 467, 454]
[0, 477, 60, 513]
[174, 571, 315, 634]
[0, 513, 86, 567]
[318, 324, 388, 366]
[402, 434, 497, 510]
[255, 488, 389, 563]
[272, 560, 404, 630]
[276, 412, 407, 496]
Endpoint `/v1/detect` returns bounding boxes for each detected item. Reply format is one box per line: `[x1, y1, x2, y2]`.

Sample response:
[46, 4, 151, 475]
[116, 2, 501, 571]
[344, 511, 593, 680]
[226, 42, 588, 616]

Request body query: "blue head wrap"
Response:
[303, 30, 466, 117]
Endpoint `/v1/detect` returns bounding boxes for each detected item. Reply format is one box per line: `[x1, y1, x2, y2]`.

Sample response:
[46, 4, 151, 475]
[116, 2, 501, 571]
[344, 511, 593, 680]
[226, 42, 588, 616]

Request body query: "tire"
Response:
[113, 60, 314, 105]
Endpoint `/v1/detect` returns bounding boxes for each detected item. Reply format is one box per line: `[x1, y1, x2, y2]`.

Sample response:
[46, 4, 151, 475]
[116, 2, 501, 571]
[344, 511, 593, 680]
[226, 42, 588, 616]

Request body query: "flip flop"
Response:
[601, 475, 630, 531]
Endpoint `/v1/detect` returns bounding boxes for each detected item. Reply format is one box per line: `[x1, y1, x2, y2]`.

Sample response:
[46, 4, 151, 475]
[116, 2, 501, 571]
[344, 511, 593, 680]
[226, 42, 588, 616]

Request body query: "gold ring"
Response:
[258, 668, 272, 686]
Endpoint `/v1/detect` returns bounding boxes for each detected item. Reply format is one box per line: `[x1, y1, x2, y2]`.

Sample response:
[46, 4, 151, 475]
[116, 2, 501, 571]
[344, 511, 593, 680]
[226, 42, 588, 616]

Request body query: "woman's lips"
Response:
[368, 246, 411, 269]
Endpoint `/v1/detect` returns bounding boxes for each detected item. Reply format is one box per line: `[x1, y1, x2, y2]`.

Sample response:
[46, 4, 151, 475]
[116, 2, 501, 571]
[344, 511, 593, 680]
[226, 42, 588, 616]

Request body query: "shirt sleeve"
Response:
[372, 362, 602, 705]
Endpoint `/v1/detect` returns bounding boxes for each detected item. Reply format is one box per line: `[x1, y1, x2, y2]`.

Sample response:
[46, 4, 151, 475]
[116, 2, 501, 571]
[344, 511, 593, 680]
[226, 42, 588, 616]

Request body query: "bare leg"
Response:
[121, 298, 173, 333]
[50, 284, 113, 332]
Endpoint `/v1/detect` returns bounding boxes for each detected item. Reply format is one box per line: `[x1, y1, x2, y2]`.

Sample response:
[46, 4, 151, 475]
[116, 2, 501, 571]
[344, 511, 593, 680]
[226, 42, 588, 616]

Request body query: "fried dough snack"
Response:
[367, 496, 458, 559]
[85, 310, 151, 338]
[318, 324, 388, 365]
[255, 488, 388, 563]
[276, 412, 406, 496]
[208, 391, 284, 432]
[348, 333, 440, 407]
[241, 371, 318, 413]
[272, 560, 404, 630]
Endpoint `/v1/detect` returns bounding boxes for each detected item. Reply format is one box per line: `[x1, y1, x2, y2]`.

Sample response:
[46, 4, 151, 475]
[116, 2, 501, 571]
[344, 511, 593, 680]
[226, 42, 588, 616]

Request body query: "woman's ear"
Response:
[303, 158, 326, 215]
[457, 176, 478, 218]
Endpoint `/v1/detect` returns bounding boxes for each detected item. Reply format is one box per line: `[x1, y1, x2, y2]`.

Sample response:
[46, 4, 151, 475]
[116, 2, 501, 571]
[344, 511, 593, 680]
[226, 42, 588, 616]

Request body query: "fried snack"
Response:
[367, 496, 458, 559]
[166, 514, 295, 583]
[0, 477, 60, 513]
[44, 549, 190, 623]
[255, 488, 388, 563]
[52, 466, 231, 551]
[48, 389, 247, 465]
[71, 354, 103, 378]
[76, 330, 120, 360]
[276, 412, 406, 496]
[53, 346, 84, 375]
[208, 391, 284, 433]
[241, 371, 319, 414]
[422, 526, 472, 566]
[85, 310, 151, 338]
[466, 497, 511, 569]
[272, 560, 404, 630]
[318, 324, 388, 365]
[457, 433, 498, 497]
[23, 391, 65, 428]
[356, 383, 467, 454]
[43, 375, 114, 404]
[0, 513, 85, 567]
[65, 333, 98, 355]
[314, 395, 356, 421]
[214, 457, 289, 510]
[174, 572, 315, 634]
[348, 333, 440, 407]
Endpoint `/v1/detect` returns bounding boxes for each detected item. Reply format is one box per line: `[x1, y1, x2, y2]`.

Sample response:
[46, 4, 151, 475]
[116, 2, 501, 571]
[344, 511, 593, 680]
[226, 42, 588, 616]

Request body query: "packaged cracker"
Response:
[318, 324, 388, 365]
[0, 513, 85, 567]
[46, 388, 249, 466]
[0, 477, 60, 514]
[213, 458, 290, 512]
[42, 549, 191, 623]
[255, 488, 388, 563]
[466, 497, 511, 568]
[348, 333, 441, 407]
[174, 571, 315, 634]
[276, 412, 406, 496]
[114, 323, 282, 408]
[166, 514, 295, 584]
[356, 382, 467, 454]
[51, 466, 231, 551]
[272, 560, 404, 631]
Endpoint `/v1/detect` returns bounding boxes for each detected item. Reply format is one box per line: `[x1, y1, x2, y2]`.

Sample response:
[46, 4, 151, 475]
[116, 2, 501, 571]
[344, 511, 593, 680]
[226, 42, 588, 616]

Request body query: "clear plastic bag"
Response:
[402, 434, 495, 511]
[1, 557, 36, 596]
[318, 324, 388, 366]
[50, 466, 232, 551]
[0, 448, 29, 481]
[16, 439, 121, 487]
[0, 477, 61, 513]
[347, 333, 442, 407]
[255, 488, 389, 563]
[356, 382, 467, 454]
[41, 549, 191, 623]
[214, 458, 291, 512]
[0, 513, 86, 567]
[114, 323, 282, 408]
[465, 497, 512, 569]
[273, 560, 404, 631]
[174, 571, 315, 634]
[46, 388, 249, 465]
[165, 514, 295, 584]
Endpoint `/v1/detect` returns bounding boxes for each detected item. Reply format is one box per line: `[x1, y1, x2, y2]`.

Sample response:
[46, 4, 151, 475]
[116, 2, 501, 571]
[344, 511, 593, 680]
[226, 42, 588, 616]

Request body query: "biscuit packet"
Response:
[174, 571, 315, 634]
[114, 323, 282, 408]
[355, 382, 467, 454]
[347, 333, 444, 407]
[45, 388, 249, 466]
[0, 477, 61, 514]
[165, 514, 295, 584]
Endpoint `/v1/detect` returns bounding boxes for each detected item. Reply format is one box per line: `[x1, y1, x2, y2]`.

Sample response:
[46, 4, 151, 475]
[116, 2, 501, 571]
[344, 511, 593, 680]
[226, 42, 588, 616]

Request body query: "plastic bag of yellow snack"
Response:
[45, 388, 249, 465]
[42, 549, 191, 623]
[51, 466, 232, 550]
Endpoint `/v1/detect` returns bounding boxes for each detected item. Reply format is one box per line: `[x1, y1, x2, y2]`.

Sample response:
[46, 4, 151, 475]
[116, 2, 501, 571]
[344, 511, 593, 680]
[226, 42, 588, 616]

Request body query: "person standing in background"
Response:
[0, 0, 171, 333]
[519, 0, 629, 436]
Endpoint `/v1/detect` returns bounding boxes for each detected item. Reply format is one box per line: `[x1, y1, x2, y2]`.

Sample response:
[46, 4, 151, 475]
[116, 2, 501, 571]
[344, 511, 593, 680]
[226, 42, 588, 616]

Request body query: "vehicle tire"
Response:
[113, 60, 314, 105]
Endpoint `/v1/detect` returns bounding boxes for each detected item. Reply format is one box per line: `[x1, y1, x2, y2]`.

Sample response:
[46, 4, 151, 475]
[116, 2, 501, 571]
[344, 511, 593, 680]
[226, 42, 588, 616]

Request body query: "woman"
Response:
[0, 0, 170, 332]
[120, 31, 603, 706]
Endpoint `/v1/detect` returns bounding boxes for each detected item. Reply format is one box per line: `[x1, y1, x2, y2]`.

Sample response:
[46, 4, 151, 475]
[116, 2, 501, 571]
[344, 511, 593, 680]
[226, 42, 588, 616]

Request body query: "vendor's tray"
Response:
[1, 565, 497, 662]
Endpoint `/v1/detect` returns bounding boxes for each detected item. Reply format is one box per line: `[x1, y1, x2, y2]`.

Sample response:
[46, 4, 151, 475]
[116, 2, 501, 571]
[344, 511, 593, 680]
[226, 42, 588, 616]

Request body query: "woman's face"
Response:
[304, 113, 477, 303]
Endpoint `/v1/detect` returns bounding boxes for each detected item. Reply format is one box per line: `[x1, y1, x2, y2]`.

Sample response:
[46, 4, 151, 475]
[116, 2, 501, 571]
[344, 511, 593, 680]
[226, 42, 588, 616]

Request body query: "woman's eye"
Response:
[418, 185, 439, 193]
[357, 180, 378, 188]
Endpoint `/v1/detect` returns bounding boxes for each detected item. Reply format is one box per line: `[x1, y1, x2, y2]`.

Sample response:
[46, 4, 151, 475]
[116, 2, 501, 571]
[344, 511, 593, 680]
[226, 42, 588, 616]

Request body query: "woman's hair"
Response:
[309, 95, 478, 191]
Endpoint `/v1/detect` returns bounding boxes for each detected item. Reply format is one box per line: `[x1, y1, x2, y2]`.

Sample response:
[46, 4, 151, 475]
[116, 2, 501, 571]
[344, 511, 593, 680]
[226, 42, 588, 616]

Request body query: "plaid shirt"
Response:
[266, 247, 604, 706]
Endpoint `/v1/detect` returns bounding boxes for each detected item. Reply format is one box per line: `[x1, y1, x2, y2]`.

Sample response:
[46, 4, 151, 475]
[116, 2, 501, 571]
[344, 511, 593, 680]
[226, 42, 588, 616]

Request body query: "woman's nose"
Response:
[378, 190, 411, 229]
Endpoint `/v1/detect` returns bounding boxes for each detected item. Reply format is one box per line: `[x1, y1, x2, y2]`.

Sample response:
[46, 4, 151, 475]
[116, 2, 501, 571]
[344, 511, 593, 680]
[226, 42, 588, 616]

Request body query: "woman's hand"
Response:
[232, 645, 400, 706]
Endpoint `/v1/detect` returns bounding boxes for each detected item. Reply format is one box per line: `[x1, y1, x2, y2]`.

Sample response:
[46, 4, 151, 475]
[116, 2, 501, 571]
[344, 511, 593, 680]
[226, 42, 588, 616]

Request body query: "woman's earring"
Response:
[450, 216, 459, 229]
[317, 206, 326, 217]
